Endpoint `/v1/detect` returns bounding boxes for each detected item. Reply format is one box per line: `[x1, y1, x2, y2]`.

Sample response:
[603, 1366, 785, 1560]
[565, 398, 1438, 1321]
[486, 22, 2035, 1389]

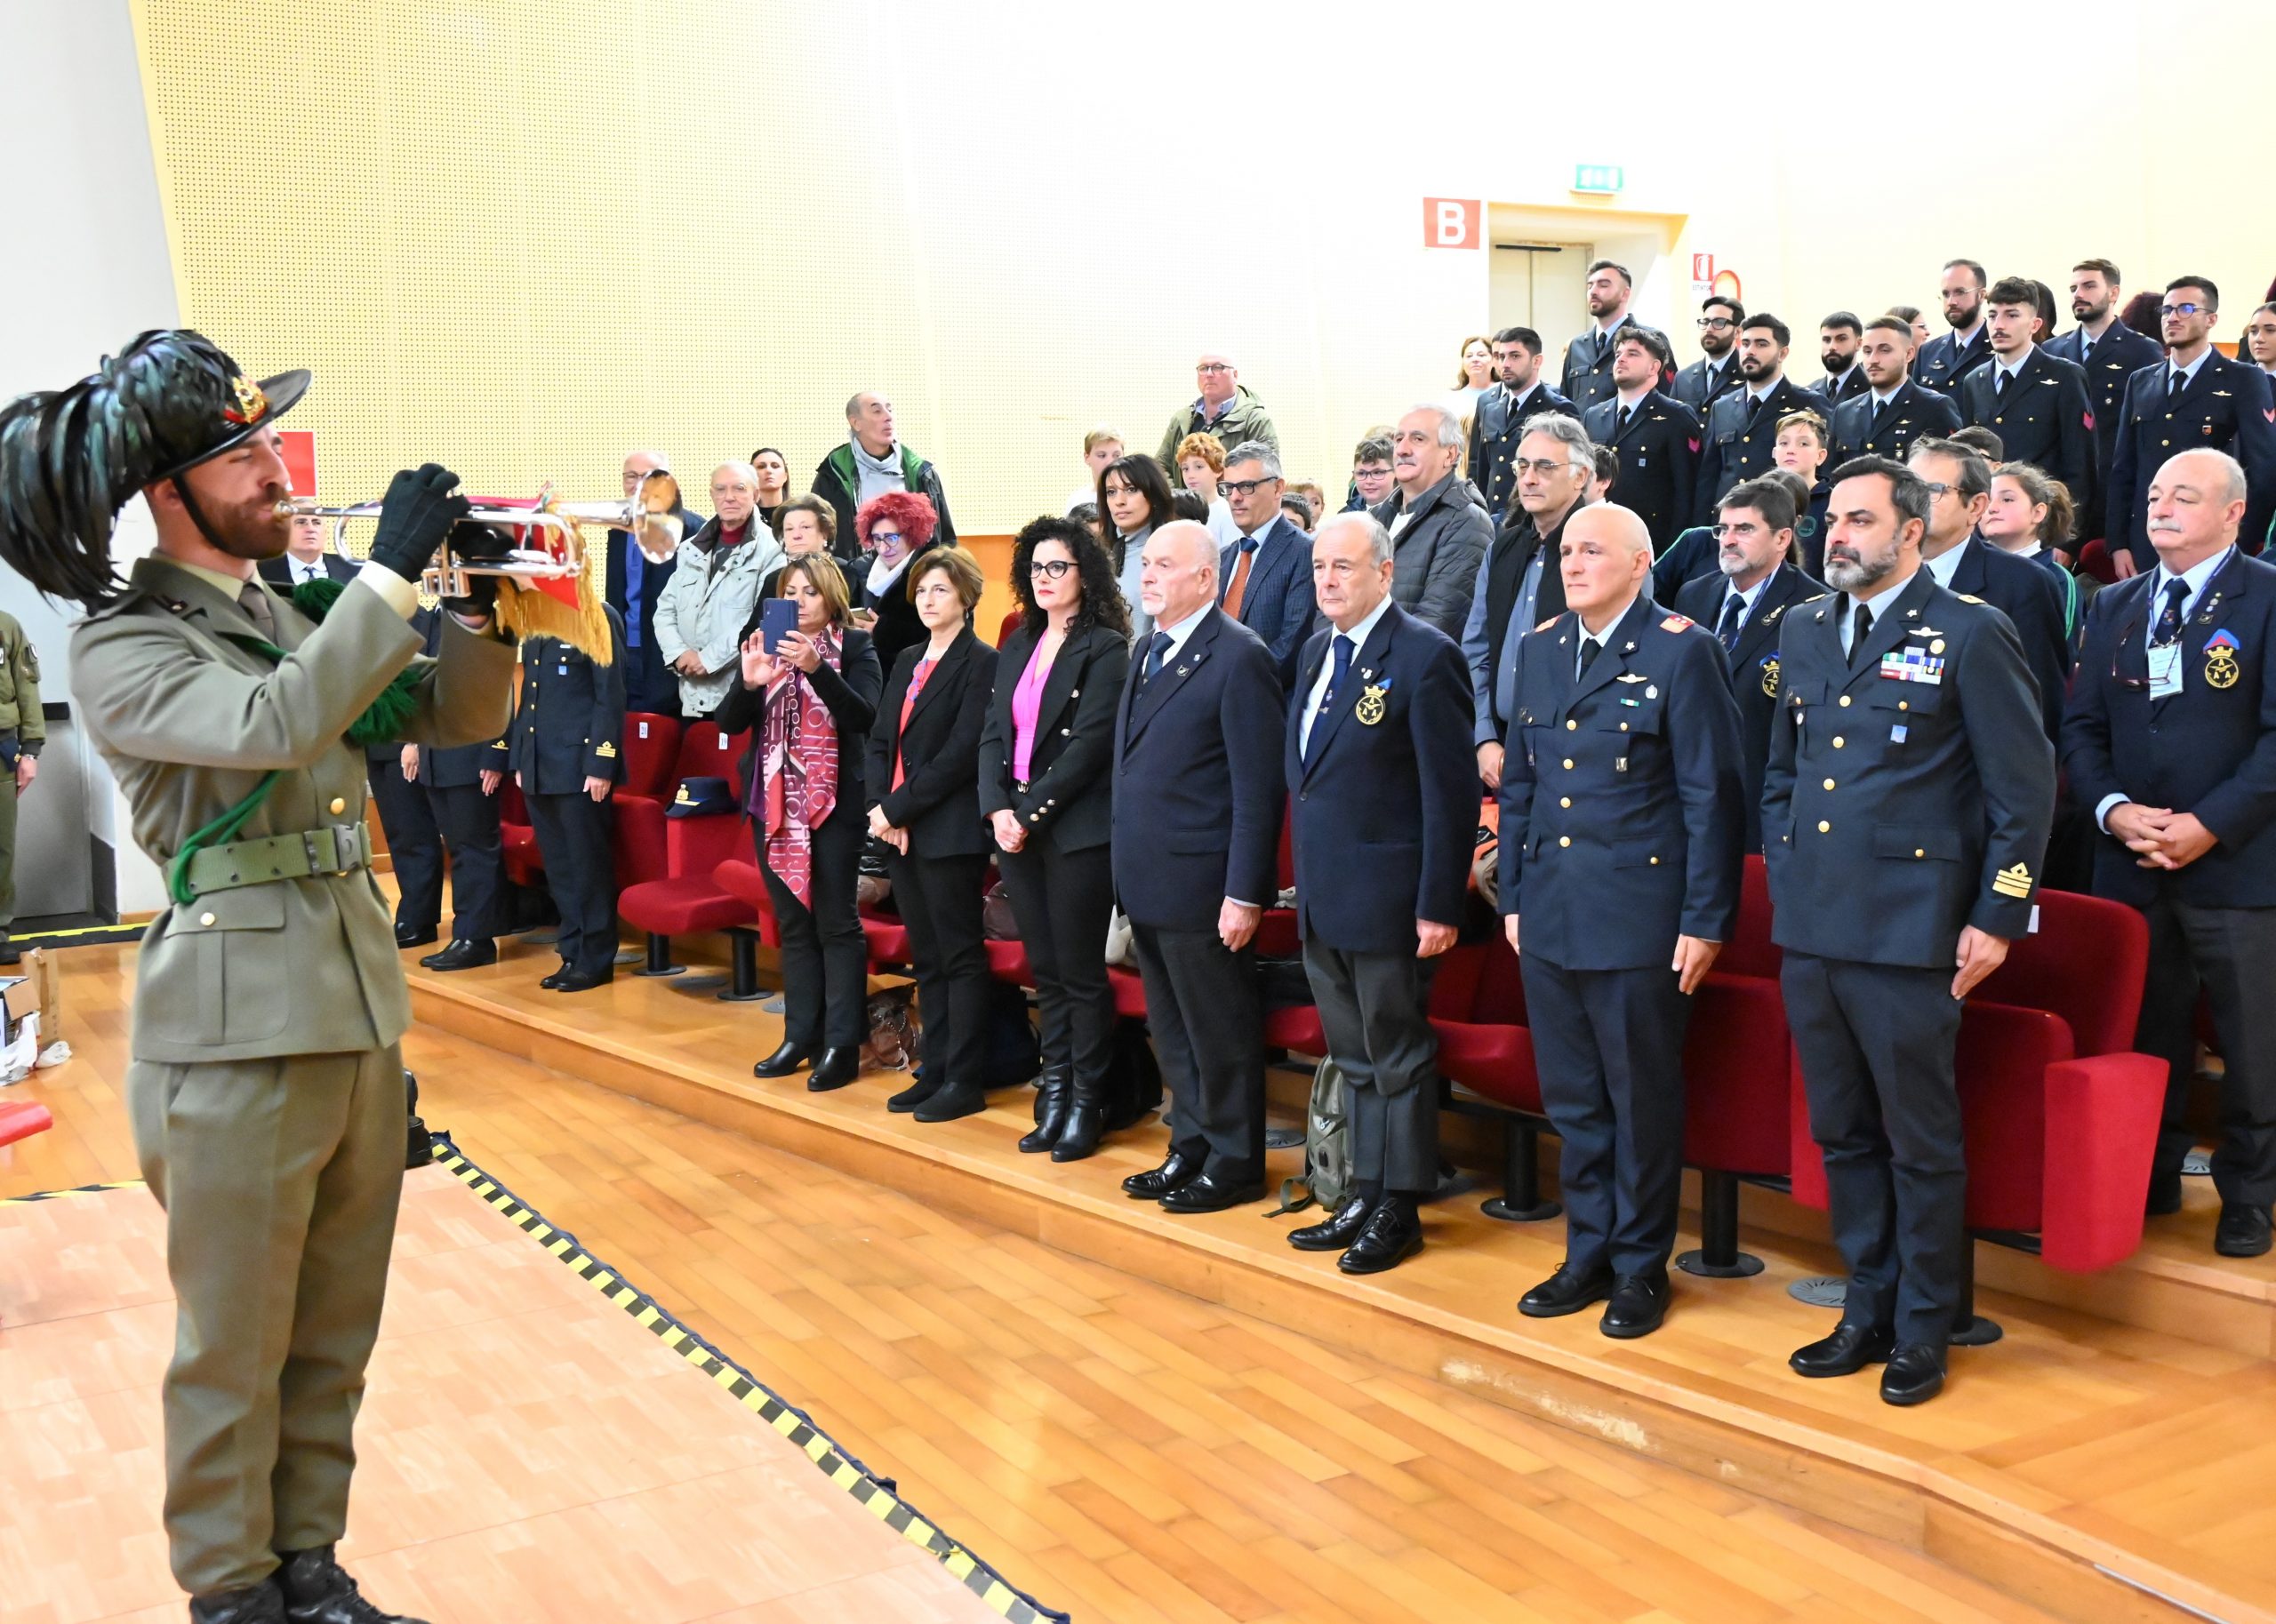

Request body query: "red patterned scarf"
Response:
[754, 626, 843, 908]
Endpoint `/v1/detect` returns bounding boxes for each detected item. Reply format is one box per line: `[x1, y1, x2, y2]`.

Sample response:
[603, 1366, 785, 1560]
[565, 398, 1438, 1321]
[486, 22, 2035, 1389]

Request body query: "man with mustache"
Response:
[2046, 260, 2164, 547]
[1811, 313, 1869, 403]
[1765, 453, 2054, 1406]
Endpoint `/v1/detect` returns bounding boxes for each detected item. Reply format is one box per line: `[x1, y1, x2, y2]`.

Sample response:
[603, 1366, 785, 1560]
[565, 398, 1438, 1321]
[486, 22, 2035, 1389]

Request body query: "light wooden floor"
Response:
[0, 944, 2093, 1624]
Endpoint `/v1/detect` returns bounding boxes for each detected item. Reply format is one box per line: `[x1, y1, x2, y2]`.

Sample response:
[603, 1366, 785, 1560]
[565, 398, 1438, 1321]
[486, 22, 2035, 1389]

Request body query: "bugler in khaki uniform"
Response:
[0, 608, 43, 960]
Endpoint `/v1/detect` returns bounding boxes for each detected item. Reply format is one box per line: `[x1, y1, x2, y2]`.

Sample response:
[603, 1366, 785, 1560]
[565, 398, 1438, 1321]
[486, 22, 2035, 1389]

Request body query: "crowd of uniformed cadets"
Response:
[336, 254, 2276, 1412]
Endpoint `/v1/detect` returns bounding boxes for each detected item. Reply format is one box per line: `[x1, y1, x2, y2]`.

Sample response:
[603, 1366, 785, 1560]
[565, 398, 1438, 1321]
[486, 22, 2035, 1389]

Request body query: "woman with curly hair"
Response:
[980, 516, 1134, 1160]
[854, 490, 943, 673]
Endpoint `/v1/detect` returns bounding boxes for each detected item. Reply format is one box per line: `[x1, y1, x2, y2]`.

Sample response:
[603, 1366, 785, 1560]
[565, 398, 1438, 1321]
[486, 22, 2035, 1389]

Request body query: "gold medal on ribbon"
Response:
[2207, 648, 2240, 690]
[1355, 684, 1388, 725]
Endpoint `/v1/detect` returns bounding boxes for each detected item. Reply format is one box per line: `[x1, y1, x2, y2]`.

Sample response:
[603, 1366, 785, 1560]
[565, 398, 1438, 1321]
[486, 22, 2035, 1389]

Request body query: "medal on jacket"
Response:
[2207, 628, 2242, 690]
[1356, 682, 1389, 725]
[1759, 654, 1780, 698]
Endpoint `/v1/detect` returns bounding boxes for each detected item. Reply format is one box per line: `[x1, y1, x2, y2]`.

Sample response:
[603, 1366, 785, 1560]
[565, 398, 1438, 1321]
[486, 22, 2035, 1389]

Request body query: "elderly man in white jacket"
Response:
[653, 462, 782, 717]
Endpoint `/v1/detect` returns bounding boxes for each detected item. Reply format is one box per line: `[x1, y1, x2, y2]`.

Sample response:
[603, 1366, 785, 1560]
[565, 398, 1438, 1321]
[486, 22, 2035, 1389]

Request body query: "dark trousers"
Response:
[760, 807, 867, 1052]
[425, 781, 503, 942]
[889, 848, 989, 1091]
[1132, 922, 1266, 1182]
[525, 790, 617, 975]
[1783, 951, 1966, 1348]
[2136, 889, 2276, 1206]
[998, 839, 1116, 1097]
[1302, 938, 1440, 1194]
[1520, 952, 1693, 1276]
[368, 752, 442, 932]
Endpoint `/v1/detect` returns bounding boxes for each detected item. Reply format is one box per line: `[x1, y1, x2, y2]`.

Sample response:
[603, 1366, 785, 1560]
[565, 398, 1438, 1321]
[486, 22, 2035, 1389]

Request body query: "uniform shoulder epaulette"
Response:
[1799, 593, 1831, 604]
[1952, 592, 1986, 605]
[1534, 614, 1560, 633]
[1762, 604, 1789, 625]
[78, 587, 162, 624]
[1659, 612, 1695, 633]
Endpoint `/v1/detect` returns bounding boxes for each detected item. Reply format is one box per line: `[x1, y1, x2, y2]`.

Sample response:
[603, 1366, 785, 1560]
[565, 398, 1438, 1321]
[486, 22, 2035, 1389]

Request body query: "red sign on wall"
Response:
[1422, 198, 1481, 250]
[279, 429, 317, 496]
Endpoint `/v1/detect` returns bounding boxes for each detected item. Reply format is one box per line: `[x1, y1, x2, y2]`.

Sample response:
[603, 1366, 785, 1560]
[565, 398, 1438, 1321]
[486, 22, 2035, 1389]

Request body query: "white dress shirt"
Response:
[1300, 595, 1391, 756]
[2095, 546, 2237, 830]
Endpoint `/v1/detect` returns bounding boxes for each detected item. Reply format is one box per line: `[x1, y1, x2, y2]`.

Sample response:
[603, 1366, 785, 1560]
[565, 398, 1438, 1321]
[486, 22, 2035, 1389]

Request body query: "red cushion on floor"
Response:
[617, 876, 758, 937]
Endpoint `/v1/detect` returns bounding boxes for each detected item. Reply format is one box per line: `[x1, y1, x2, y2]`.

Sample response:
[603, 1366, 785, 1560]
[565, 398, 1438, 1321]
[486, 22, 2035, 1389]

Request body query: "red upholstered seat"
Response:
[1108, 965, 1150, 1019]
[1255, 803, 1300, 960]
[619, 713, 682, 797]
[497, 780, 543, 886]
[1427, 938, 1541, 1114]
[712, 860, 780, 948]
[617, 876, 757, 939]
[985, 937, 1032, 985]
[0, 1100, 53, 1149]
[997, 610, 1023, 648]
[1263, 1003, 1326, 1056]
[1682, 860, 1790, 1179]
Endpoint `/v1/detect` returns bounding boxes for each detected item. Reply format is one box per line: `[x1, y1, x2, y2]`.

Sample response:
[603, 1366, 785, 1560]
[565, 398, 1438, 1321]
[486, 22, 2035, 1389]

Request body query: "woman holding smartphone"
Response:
[717, 553, 882, 1092]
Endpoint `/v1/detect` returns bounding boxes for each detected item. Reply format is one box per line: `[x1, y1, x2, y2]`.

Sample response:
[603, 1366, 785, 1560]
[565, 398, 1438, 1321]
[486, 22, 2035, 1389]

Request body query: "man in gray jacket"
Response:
[653, 462, 780, 718]
[1370, 404, 1494, 640]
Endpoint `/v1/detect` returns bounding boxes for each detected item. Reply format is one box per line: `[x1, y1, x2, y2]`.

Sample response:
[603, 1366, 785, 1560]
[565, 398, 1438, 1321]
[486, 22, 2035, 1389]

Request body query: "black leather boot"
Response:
[189, 1582, 284, 1623]
[274, 1545, 430, 1623]
[753, 1041, 812, 1078]
[1051, 1088, 1105, 1163]
[1019, 1072, 1071, 1154]
[806, 1046, 860, 1092]
[887, 1069, 941, 1112]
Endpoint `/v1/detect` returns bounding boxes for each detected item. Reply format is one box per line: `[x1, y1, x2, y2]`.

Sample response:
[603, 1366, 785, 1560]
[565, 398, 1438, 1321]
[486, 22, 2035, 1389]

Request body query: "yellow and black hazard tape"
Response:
[9, 923, 146, 949]
[0, 1179, 142, 1205]
[429, 1134, 1070, 1624]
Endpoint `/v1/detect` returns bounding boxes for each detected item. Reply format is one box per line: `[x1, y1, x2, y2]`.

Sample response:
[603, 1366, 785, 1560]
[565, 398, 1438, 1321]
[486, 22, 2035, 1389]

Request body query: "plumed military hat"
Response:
[0, 330, 308, 606]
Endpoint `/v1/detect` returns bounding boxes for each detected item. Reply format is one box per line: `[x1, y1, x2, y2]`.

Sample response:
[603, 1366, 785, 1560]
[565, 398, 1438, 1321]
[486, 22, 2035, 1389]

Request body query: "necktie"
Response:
[2169, 368, 2186, 399]
[1995, 370, 2008, 397]
[1223, 537, 1258, 619]
[1577, 636, 1603, 680]
[1719, 593, 1744, 652]
[1616, 404, 1633, 437]
[1141, 629, 1173, 688]
[2078, 335, 2094, 368]
[1849, 601, 1874, 666]
[2153, 579, 2189, 645]
[1307, 634, 1354, 763]
[238, 580, 277, 641]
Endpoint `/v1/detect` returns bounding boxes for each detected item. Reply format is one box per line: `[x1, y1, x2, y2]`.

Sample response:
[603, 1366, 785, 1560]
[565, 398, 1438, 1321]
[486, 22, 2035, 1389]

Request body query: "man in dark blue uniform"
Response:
[1468, 327, 1574, 522]
[509, 605, 629, 990]
[1692, 314, 1832, 525]
[1960, 277, 2095, 518]
[2064, 449, 2276, 1258]
[1914, 260, 1993, 399]
[1672, 296, 1745, 419]
[1283, 511, 1475, 1276]
[1767, 454, 2055, 1406]
[2105, 276, 2276, 578]
[1581, 329, 1701, 557]
[1673, 476, 1826, 852]
[1810, 312, 1870, 403]
[1501, 504, 1743, 1336]
[2046, 259, 2164, 545]
[1831, 317, 1962, 470]
[1561, 261, 1666, 414]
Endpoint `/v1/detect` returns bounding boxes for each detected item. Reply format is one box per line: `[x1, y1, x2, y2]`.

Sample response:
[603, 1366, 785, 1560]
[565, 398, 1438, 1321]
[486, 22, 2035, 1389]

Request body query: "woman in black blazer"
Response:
[866, 548, 998, 1124]
[979, 516, 1134, 1161]
[853, 491, 945, 676]
[715, 553, 882, 1092]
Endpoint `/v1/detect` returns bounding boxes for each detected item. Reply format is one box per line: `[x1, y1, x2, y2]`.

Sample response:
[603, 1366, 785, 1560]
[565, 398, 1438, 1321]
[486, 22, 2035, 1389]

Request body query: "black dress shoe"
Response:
[551, 966, 613, 992]
[1159, 1172, 1265, 1214]
[418, 938, 496, 972]
[1124, 1150, 1201, 1200]
[394, 924, 437, 950]
[806, 1047, 859, 1092]
[2216, 1202, 2273, 1258]
[887, 1072, 942, 1113]
[1879, 1343, 1948, 1406]
[2145, 1169, 2184, 1217]
[1600, 1271, 1671, 1339]
[1051, 1097, 1105, 1162]
[1518, 1262, 1615, 1318]
[276, 1544, 429, 1622]
[1789, 1322, 1895, 1378]
[914, 1083, 987, 1123]
[1019, 1074, 1071, 1154]
[753, 1041, 813, 1078]
[190, 1581, 285, 1623]
[1288, 1194, 1374, 1252]
[1339, 1202, 1422, 1275]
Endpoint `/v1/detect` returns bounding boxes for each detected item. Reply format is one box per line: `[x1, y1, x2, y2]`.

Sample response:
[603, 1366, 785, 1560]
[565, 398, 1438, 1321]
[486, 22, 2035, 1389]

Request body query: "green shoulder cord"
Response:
[164, 577, 425, 907]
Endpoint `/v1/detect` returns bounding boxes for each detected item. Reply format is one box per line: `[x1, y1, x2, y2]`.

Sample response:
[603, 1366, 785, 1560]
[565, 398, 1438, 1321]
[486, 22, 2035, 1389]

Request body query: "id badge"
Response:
[2148, 641, 2183, 700]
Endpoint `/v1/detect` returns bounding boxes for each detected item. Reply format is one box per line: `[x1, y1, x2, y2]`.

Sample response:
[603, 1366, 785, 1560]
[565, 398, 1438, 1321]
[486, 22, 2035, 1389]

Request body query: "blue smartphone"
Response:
[761, 597, 799, 655]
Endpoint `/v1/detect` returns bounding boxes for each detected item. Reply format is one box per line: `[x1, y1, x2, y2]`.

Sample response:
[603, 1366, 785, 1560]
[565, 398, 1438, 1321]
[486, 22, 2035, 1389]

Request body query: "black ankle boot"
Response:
[806, 1046, 860, 1092]
[1051, 1091, 1105, 1162]
[887, 1071, 941, 1112]
[275, 1544, 429, 1622]
[189, 1582, 284, 1623]
[1019, 1074, 1071, 1153]
[753, 1041, 812, 1078]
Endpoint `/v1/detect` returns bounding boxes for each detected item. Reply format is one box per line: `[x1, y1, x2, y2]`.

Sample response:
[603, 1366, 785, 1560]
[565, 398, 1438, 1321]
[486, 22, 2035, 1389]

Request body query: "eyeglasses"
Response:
[1222, 477, 1279, 498]
[1696, 316, 1736, 330]
[1029, 558, 1076, 580]
[869, 531, 902, 548]
[1512, 457, 1581, 478]
[1196, 363, 1233, 374]
[1919, 481, 1954, 498]
[2160, 302, 2208, 318]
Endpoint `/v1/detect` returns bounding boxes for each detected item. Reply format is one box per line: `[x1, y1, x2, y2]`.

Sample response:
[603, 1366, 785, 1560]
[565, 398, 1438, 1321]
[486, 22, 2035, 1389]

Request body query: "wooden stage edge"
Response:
[409, 968, 2250, 1624]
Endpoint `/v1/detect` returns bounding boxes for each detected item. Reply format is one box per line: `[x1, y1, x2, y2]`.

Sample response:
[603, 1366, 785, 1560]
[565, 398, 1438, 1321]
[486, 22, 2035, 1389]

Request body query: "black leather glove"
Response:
[365, 463, 471, 583]
[441, 522, 514, 617]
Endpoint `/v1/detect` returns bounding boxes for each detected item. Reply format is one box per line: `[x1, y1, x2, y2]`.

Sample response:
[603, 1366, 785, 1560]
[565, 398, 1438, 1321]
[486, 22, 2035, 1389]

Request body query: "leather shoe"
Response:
[1789, 1322, 1895, 1378]
[393, 924, 437, 950]
[1879, 1343, 1947, 1406]
[1019, 1069, 1071, 1153]
[1124, 1150, 1201, 1200]
[1288, 1194, 1373, 1252]
[275, 1543, 429, 1622]
[1051, 1098, 1105, 1161]
[2145, 1169, 2184, 1217]
[1600, 1271, 1671, 1339]
[1518, 1262, 1615, 1318]
[914, 1083, 986, 1123]
[538, 958, 572, 989]
[887, 1072, 941, 1113]
[190, 1582, 285, 1623]
[753, 1041, 812, 1078]
[550, 966, 613, 993]
[806, 1047, 859, 1092]
[1159, 1172, 1264, 1214]
[418, 938, 495, 972]
[1339, 1201, 1422, 1275]
[2216, 1202, 2273, 1258]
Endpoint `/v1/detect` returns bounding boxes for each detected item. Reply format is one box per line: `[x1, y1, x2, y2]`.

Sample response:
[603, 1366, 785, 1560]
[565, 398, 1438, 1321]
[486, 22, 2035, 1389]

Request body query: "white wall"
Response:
[0, 0, 181, 914]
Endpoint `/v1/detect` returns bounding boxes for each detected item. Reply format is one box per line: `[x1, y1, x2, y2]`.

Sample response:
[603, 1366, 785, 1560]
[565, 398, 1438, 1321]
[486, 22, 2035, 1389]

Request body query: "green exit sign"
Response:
[1572, 164, 1624, 195]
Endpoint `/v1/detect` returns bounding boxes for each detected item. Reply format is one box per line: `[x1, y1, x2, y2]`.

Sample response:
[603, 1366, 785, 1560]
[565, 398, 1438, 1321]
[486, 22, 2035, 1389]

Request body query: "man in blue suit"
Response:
[1113, 522, 1287, 1212]
[1501, 504, 1744, 1338]
[1283, 511, 1476, 1276]
[2064, 450, 2276, 1259]
[1217, 440, 1316, 684]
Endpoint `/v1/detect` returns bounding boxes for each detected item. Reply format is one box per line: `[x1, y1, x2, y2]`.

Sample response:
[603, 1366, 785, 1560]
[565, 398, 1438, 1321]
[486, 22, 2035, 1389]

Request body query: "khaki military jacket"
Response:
[0, 611, 43, 749]
[73, 556, 516, 1062]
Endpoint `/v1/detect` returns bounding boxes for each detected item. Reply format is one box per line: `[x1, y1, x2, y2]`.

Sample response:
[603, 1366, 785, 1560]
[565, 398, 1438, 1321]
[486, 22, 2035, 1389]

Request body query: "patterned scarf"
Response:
[752, 624, 843, 908]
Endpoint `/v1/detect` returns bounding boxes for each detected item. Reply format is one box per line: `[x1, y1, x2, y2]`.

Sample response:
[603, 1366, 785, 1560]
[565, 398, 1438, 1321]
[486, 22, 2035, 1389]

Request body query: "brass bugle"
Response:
[273, 494, 645, 596]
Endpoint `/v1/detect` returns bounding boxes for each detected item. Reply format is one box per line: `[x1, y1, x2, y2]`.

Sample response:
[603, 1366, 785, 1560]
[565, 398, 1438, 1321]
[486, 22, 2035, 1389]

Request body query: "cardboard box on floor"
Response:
[2, 948, 60, 1047]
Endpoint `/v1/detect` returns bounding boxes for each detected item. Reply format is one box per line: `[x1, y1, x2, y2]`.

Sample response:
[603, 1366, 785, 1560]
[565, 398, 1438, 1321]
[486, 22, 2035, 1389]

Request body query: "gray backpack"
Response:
[1270, 1057, 1350, 1215]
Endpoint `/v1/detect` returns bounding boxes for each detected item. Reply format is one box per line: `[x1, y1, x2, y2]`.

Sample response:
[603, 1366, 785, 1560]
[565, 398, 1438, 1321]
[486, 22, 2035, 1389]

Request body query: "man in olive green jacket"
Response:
[0, 609, 42, 962]
[0, 331, 515, 1624]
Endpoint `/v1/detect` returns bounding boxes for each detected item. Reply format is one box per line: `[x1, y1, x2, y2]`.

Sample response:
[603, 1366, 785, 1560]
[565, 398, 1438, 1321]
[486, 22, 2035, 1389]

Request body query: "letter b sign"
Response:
[1422, 198, 1480, 250]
